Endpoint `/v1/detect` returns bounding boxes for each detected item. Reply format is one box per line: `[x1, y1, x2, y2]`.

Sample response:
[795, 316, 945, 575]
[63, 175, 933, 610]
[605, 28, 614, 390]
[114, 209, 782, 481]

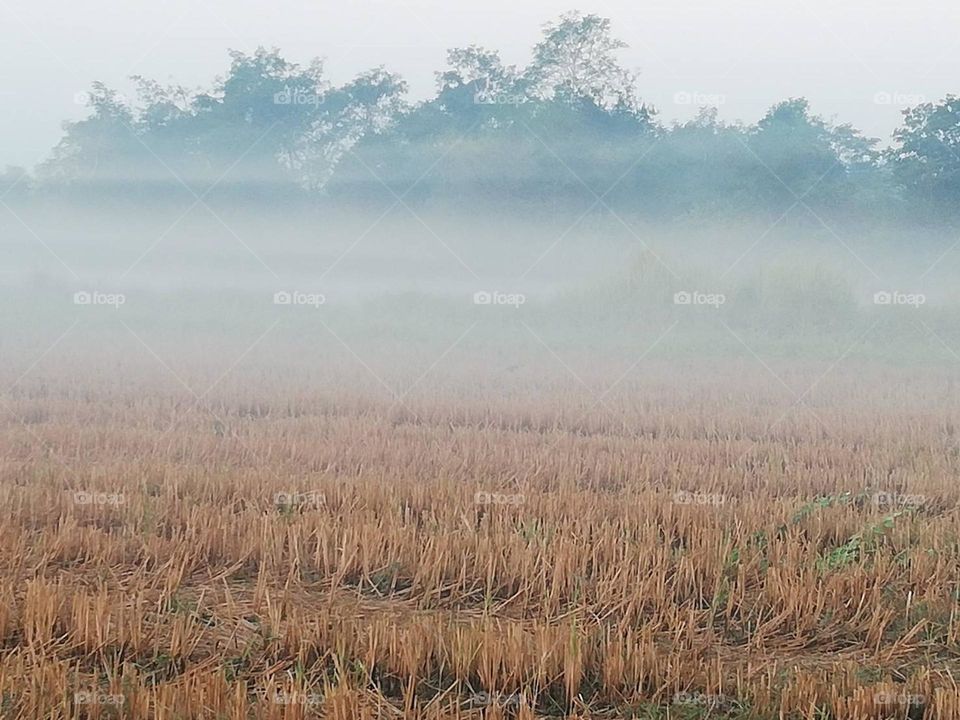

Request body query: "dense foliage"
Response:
[11, 12, 960, 220]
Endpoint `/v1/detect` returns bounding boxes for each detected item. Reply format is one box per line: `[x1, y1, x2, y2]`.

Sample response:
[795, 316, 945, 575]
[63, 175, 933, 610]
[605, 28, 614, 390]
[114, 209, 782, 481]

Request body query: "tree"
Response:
[630, 109, 755, 216]
[284, 66, 407, 190]
[439, 46, 523, 104]
[890, 95, 960, 205]
[34, 14, 902, 218]
[746, 98, 878, 211]
[525, 12, 638, 111]
[40, 82, 142, 184]
[40, 49, 406, 193]
[170, 47, 330, 186]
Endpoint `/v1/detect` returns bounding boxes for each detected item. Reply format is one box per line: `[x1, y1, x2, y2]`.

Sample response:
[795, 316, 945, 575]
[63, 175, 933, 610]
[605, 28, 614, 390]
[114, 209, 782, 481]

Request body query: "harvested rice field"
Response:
[2, 347, 958, 719]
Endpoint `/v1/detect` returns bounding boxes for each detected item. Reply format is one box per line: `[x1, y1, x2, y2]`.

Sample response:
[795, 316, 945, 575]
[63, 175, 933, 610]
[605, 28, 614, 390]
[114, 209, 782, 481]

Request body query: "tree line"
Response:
[5, 12, 960, 222]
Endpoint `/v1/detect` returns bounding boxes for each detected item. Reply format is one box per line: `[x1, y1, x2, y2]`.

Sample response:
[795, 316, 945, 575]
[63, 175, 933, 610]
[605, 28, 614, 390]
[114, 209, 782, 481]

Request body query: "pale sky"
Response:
[1, 0, 957, 168]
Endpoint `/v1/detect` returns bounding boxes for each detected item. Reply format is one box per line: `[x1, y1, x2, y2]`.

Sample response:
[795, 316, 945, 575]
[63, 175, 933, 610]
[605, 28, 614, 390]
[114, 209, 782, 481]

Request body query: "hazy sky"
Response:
[1, 0, 957, 168]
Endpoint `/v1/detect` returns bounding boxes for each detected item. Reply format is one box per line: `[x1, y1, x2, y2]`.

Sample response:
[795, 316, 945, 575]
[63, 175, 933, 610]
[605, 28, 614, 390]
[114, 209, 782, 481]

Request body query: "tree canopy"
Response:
[28, 12, 960, 221]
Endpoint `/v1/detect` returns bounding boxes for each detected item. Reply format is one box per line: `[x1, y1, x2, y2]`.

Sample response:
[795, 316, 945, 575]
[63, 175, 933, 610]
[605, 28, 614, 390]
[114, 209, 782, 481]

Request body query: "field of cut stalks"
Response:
[1, 348, 959, 719]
